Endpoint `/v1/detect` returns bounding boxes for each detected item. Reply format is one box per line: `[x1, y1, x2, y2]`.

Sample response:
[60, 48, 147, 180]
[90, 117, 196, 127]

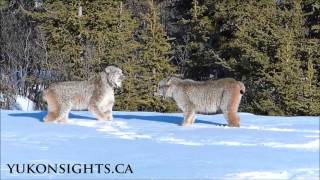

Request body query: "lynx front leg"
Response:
[182, 109, 195, 126]
[89, 102, 109, 121]
[101, 102, 114, 121]
[223, 111, 240, 127]
[221, 88, 241, 128]
[190, 112, 196, 124]
[103, 110, 113, 121]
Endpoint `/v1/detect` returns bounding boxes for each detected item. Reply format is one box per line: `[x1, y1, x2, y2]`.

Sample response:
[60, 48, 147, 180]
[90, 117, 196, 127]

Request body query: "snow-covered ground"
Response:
[12, 95, 35, 111]
[1, 110, 319, 179]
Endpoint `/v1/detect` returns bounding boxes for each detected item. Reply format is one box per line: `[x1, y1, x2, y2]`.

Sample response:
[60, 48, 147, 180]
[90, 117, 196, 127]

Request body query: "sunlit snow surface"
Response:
[12, 96, 35, 111]
[1, 110, 319, 179]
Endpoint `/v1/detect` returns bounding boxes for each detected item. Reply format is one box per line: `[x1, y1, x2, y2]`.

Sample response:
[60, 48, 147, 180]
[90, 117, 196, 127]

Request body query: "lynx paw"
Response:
[97, 114, 113, 121]
[181, 122, 192, 126]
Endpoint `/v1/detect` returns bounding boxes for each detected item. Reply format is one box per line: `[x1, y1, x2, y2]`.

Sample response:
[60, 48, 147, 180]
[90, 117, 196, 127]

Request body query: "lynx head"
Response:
[155, 77, 178, 98]
[104, 66, 125, 88]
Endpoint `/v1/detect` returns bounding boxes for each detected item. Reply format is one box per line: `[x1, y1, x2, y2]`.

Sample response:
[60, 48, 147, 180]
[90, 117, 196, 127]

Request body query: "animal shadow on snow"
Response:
[9, 112, 226, 126]
[114, 114, 227, 126]
[9, 112, 96, 122]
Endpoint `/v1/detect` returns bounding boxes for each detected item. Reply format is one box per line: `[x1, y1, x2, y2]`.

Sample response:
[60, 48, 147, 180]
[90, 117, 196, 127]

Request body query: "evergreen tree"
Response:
[177, 0, 230, 80]
[0, 0, 50, 109]
[213, 0, 320, 115]
[31, 0, 176, 112]
[302, 0, 320, 38]
[1, 0, 319, 115]
[135, 0, 320, 115]
[120, 0, 177, 111]
[31, 0, 135, 81]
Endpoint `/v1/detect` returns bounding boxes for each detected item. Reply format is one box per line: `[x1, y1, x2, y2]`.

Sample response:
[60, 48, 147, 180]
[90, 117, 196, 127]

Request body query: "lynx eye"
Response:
[159, 85, 169, 89]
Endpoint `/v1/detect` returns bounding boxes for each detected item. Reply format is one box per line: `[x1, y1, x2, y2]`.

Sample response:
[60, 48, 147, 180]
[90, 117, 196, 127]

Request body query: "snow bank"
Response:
[11, 95, 35, 111]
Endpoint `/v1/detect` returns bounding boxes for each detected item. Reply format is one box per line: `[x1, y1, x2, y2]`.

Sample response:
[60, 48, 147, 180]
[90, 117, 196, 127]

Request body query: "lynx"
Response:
[43, 66, 124, 123]
[156, 77, 245, 127]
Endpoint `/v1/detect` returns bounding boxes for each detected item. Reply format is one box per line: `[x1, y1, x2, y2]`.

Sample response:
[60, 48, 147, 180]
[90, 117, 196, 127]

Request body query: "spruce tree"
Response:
[178, 0, 230, 80]
[31, 0, 138, 80]
[122, 0, 177, 111]
[32, 0, 177, 112]
[213, 0, 320, 115]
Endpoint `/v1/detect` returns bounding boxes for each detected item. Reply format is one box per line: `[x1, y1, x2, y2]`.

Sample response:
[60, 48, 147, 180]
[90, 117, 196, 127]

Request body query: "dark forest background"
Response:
[1, 0, 319, 115]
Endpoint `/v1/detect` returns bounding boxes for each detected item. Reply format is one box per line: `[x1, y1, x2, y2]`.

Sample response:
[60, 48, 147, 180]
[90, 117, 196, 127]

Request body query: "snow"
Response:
[1, 110, 319, 179]
[12, 95, 35, 111]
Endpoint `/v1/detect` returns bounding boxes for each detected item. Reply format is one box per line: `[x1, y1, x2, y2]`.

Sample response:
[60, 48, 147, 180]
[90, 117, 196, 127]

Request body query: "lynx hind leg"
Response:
[43, 89, 72, 123]
[43, 89, 59, 123]
[44, 112, 58, 123]
[55, 102, 72, 123]
[221, 87, 242, 127]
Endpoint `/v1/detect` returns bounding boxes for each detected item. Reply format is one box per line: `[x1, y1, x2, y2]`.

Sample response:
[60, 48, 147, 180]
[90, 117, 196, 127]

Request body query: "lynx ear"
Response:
[166, 77, 173, 85]
[167, 76, 178, 85]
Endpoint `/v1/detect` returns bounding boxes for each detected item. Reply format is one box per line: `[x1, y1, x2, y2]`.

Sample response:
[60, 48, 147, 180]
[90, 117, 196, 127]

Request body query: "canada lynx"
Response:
[156, 77, 245, 127]
[43, 66, 124, 123]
